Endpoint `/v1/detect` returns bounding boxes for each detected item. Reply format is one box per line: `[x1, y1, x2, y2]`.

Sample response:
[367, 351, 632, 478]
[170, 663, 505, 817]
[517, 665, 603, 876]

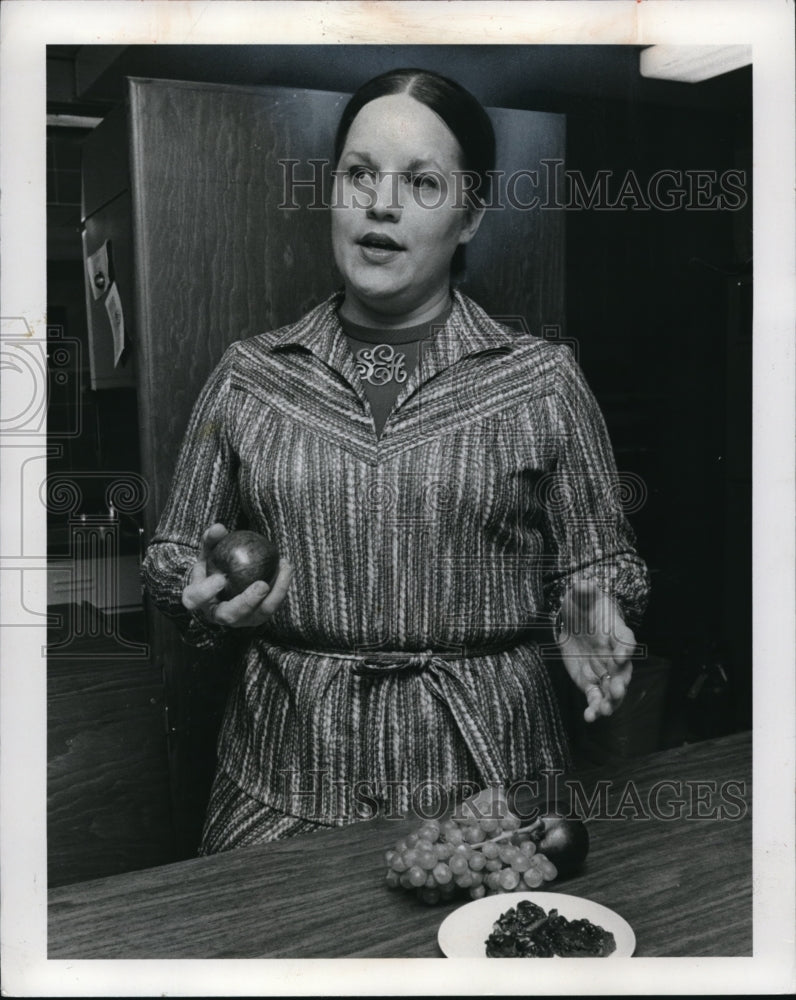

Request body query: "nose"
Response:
[366, 172, 402, 221]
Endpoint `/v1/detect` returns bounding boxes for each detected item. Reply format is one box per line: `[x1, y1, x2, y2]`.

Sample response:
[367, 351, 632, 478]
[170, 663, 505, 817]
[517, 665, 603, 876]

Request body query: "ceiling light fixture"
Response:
[640, 45, 752, 84]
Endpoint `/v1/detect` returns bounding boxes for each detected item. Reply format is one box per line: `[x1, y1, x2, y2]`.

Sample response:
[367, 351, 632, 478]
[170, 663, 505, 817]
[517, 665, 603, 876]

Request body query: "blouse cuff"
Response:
[184, 610, 230, 650]
[547, 564, 650, 635]
[178, 563, 231, 650]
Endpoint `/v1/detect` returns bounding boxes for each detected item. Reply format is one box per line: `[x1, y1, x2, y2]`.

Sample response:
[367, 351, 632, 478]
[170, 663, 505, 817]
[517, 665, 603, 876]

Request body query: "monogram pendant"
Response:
[355, 344, 408, 386]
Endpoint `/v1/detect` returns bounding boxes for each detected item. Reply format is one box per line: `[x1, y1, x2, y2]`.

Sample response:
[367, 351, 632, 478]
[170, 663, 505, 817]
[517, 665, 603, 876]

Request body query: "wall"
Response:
[563, 93, 752, 740]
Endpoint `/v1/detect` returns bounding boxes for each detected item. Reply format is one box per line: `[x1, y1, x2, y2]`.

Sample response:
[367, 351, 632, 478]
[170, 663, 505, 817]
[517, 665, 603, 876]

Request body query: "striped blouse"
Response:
[143, 289, 650, 824]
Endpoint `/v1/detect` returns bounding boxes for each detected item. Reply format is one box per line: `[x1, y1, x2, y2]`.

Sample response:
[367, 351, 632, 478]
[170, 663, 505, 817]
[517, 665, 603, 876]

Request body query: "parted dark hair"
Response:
[333, 67, 497, 207]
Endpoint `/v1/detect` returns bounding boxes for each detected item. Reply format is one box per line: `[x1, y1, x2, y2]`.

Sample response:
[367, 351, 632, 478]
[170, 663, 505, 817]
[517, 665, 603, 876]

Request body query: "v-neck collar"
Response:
[235, 290, 532, 464]
[270, 288, 515, 393]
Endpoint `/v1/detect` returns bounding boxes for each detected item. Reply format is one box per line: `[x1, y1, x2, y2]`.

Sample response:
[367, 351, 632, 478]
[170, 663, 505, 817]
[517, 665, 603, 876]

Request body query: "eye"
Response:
[411, 173, 440, 190]
[347, 165, 376, 183]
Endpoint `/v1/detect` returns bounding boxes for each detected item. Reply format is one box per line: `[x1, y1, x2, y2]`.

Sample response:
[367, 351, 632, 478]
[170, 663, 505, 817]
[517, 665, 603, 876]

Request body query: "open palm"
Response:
[557, 580, 637, 722]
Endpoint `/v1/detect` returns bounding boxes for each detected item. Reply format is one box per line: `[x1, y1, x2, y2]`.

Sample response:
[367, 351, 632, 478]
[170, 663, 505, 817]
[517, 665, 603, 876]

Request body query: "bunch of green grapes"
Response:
[383, 807, 558, 906]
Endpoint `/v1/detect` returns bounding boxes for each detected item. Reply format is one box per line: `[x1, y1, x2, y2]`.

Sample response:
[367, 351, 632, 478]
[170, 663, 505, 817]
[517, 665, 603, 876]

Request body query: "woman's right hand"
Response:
[181, 523, 294, 629]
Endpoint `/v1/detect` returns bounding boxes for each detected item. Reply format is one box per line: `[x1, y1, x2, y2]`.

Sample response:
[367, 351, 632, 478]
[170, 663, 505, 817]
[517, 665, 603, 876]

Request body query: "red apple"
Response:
[205, 530, 280, 600]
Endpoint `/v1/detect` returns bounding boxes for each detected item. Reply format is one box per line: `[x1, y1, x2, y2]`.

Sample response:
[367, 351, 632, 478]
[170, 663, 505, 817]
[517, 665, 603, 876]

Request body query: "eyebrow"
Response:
[341, 150, 445, 172]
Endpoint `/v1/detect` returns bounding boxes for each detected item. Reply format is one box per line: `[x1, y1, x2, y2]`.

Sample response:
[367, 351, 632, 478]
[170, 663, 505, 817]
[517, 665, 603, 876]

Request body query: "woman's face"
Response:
[331, 93, 483, 322]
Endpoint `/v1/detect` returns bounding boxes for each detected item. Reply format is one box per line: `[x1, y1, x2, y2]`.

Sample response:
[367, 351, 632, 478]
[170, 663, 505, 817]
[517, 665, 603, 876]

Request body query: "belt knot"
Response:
[352, 649, 440, 676]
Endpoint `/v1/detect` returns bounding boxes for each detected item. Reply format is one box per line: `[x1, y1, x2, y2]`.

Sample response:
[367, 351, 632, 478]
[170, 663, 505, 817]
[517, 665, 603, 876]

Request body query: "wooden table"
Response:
[48, 730, 751, 958]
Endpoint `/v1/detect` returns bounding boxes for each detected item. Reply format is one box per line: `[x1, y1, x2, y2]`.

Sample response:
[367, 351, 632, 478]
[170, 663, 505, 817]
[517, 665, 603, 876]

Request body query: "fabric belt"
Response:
[278, 639, 537, 786]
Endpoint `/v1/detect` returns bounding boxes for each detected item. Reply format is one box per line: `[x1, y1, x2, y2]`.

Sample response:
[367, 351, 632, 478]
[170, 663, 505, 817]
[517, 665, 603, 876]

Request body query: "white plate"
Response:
[437, 891, 636, 958]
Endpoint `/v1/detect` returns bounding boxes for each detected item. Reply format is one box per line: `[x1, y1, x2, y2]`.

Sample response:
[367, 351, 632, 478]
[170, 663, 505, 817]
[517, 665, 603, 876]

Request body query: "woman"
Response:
[143, 68, 649, 854]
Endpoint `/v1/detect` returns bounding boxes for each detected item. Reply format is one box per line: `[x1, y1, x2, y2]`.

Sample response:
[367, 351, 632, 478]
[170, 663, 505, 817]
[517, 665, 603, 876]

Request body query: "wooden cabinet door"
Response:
[126, 77, 564, 854]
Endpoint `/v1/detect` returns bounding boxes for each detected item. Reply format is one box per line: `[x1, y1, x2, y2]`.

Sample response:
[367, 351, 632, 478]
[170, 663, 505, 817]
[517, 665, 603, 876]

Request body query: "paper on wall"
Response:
[103, 281, 125, 366]
[86, 240, 111, 300]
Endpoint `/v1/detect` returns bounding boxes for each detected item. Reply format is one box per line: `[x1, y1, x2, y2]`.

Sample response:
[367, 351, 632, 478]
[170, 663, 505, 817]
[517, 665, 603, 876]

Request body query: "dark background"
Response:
[46, 45, 752, 884]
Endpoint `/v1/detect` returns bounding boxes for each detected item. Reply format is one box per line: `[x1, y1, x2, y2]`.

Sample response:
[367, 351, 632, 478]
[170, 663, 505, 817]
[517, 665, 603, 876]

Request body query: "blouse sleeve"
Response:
[541, 346, 651, 630]
[141, 343, 244, 650]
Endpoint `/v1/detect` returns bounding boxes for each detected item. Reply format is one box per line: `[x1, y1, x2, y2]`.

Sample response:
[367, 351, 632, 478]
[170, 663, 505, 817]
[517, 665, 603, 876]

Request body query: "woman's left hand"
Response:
[557, 580, 637, 723]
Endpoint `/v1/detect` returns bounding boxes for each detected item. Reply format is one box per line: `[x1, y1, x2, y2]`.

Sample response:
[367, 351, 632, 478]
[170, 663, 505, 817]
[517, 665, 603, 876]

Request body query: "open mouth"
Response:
[357, 233, 404, 252]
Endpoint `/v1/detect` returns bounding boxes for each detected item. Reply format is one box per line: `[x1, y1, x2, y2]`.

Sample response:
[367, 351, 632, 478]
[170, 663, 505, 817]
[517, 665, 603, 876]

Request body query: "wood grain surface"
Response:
[47, 610, 175, 886]
[48, 730, 751, 958]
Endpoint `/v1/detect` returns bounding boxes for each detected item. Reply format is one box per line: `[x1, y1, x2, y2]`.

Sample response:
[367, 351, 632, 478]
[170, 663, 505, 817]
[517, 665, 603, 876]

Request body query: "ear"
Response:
[457, 201, 486, 246]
